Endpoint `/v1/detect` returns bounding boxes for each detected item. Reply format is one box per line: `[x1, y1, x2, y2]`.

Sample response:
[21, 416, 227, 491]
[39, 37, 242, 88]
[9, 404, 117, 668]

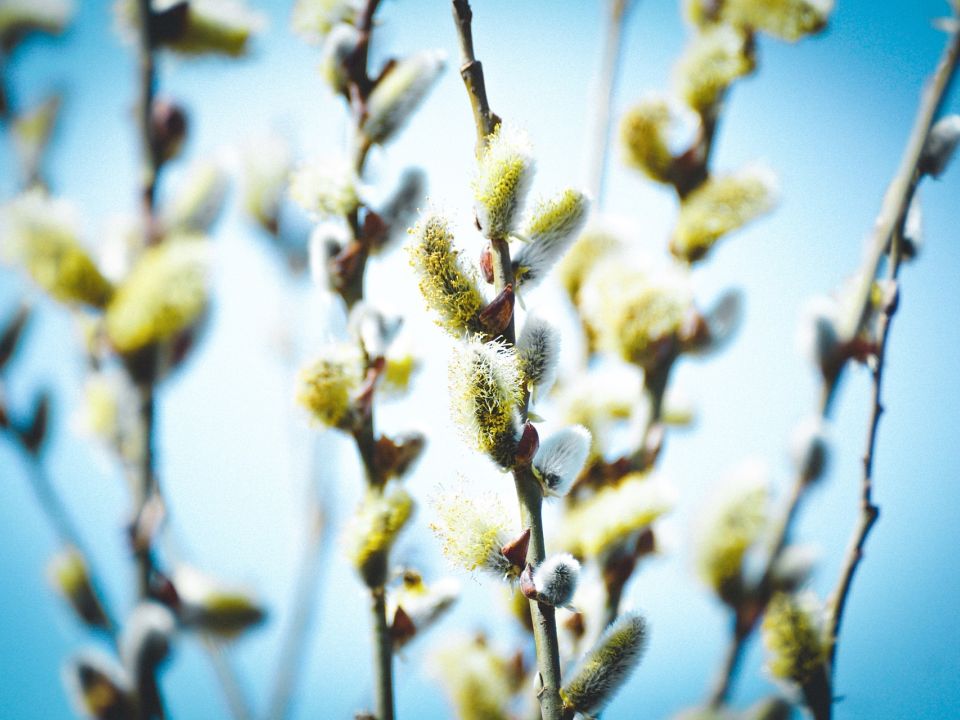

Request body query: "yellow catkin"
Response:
[433, 636, 513, 720]
[4, 191, 113, 308]
[762, 591, 828, 683]
[296, 343, 364, 428]
[104, 237, 209, 354]
[345, 487, 415, 587]
[408, 213, 485, 336]
[473, 124, 534, 239]
[696, 476, 768, 603]
[671, 167, 776, 262]
[430, 490, 514, 578]
[556, 225, 623, 304]
[562, 474, 675, 559]
[722, 0, 832, 43]
[621, 97, 675, 183]
[675, 25, 754, 112]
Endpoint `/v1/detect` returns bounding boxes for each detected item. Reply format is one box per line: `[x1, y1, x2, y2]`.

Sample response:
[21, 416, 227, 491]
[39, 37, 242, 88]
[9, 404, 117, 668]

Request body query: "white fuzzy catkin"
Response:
[363, 50, 446, 146]
[513, 188, 589, 290]
[533, 553, 580, 608]
[517, 315, 561, 397]
[561, 612, 648, 715]
[532, 425, 591, 497]
[920, 114, 960, 178]
[473, 123, 535, 239]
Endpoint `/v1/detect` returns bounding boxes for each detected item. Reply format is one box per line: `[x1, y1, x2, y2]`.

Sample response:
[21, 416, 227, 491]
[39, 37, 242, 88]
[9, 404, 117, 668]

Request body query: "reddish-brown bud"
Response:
[480, 245, 495, 284]
[478, 284, 515, 336]
[515, 422, 539, 465]
[151, 99, 188, 163]
[501, 527, 531, 571]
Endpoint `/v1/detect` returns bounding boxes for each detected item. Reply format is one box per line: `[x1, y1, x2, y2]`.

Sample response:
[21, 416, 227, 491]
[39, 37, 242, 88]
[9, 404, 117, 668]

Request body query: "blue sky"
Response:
[1, 1, 959, 718]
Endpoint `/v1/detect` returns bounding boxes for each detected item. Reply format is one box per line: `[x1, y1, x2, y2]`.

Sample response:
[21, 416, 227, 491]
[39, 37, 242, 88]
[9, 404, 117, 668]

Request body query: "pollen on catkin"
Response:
[296, 342, 365, 428]
[762, 591, 828, 685]
[721, 0, 833, 43]
[561, 612, 648, 716]
[473, 123, 535, 239]
[675, 25, 754, 113]
[621, 97, 676, 183]
[429, 488, 517, 580]
[513, 188, 589, 290]
[695, 463, 770, 604]
[408, 212, 485, 336]
[671, 165, 777, 262]
[516, 315, 560, 397]
[105, 237, 210, 355]
[561, 473, 676, 559]
[344, 486, 415, 587]
[3, 190, 113, 308]
[363, 50, 446, 146]
[449, 338, 521, 468]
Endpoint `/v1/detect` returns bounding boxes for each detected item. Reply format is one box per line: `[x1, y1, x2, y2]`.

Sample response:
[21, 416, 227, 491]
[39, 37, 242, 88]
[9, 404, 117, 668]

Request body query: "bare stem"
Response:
[829, 8, 959, 686]
[707, 17, 960, 711]
[450, 6, 564, 717]
[135, 0, 159, 225]
[370, 587, 394, 720]
[200, 638, 254, 720]
[587, 0, 635, 206]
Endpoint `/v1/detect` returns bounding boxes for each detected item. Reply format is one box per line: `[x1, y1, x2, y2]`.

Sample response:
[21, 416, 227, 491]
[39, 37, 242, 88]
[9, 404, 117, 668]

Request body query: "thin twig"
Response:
[827, 15, 960, 666]
[706, 17, 960, 711]
[200, 638, 254, 720]
[587, 0, 635, 207]
[450, 4, 564, 717]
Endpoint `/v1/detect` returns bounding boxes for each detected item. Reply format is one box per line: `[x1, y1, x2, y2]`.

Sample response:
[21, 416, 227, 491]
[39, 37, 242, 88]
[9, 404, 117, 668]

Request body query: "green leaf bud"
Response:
[47, 547, 109, 629]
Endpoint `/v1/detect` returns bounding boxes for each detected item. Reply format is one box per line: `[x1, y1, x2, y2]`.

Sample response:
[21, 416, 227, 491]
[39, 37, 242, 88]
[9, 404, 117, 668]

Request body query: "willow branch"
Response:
[450, 6, 563, 718]
[841, 23, 959, 345]
[828, 13, 960, 671]
[707, 18, 960, 710]
[587, 0, 635, 206]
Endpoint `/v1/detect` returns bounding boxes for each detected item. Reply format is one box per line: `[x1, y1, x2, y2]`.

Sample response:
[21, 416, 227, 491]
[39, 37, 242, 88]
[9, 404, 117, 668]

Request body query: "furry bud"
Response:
[473, 123, 535, 239]
[512, 188, 590, 290]
[561, 612, 648, 716]
[531, 553, 580, 608]
[532, 425, 591, 497]
[920, 114, 960, 178]
[363, 50, 445, 146]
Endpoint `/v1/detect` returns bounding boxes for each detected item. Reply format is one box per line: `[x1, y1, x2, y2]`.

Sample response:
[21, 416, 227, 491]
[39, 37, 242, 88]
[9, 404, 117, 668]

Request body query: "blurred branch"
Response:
[201, 638, 254, 720]
[587, 0, 636, 207]
[828, 12, 960, 679]
[706, 16, 960, 712]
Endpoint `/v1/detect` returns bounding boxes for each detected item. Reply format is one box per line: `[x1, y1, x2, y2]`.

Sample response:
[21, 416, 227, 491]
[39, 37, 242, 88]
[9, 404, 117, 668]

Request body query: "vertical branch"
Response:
[587, 0, 635, 207]
[706, 16, 960, 710]
[135, 0, 159, 223]
[450, 4, 564, 718]
[370, 586, 394, 720]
